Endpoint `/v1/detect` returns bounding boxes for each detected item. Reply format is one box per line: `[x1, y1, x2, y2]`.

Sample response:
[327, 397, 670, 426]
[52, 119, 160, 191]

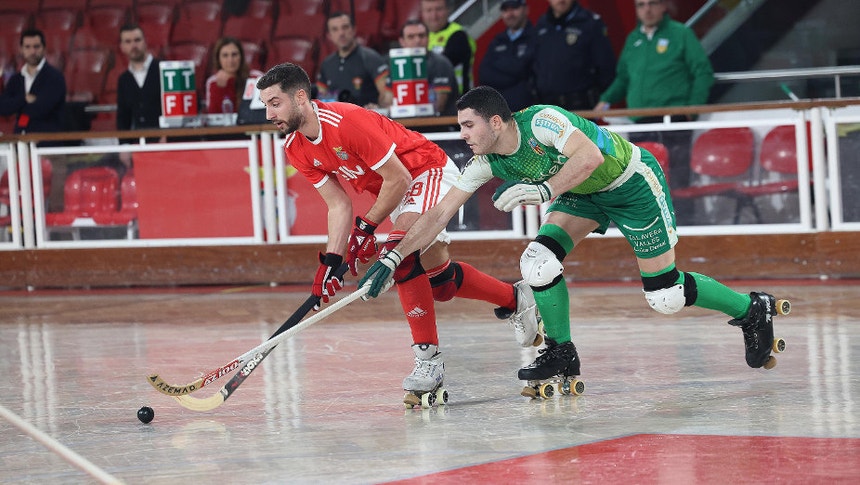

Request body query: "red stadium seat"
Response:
[280, 0, 325, 16]
[269, 37, 317, 77]
[64, 48, 111, 102]
[88, 0, 134, 7]
[0, 11, 31, 52]
[45, 167, 120, 228]
[241, 41, 266, 72]
[735, 125, 802, 223]
[671, 127, 755, 223]
[83, 6, 130, 46]
[93, 170, 138, 239]
[171, 0, 223, 45]
[382, 0, 421, 41]
[273, 11, 325, 41]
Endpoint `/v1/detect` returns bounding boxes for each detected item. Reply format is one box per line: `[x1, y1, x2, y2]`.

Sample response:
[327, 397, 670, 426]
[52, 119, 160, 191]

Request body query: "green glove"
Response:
[359, 249, 403, 299]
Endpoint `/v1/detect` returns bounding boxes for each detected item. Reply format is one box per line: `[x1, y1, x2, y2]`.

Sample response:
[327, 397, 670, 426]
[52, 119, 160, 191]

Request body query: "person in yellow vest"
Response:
[421, 0, 476, 95]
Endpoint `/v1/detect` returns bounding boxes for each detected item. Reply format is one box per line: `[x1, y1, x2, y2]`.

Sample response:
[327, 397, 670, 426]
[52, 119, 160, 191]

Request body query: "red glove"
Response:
[313, 252, 344, 310]
[346, 216, 378, 276]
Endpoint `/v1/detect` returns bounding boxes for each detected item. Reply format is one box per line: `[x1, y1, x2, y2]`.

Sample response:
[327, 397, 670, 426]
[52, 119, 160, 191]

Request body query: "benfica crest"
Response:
[333, 147, 349, 160]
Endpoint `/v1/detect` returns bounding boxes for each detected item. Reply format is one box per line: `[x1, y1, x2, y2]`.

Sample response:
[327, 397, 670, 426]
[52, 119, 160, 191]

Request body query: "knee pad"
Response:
[393, 250, 424, 283]
[428, 262, 463, 302]
[642, 270, 697, 314]
[520, 240, 564, 288]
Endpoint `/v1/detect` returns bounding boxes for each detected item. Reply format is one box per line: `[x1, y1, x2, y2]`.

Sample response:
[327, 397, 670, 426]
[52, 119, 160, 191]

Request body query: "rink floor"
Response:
[1, 280, 859, 484]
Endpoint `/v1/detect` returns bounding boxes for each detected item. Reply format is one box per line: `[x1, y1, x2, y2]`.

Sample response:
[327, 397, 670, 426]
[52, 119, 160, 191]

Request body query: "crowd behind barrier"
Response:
[2, 97, 860, 253]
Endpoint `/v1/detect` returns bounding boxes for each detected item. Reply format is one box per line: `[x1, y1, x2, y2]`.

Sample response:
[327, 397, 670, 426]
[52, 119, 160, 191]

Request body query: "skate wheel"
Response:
[773, 338, 786, 353]
[570, 379, 585, 396]
[404, 393, 421, 409]
[763, 356, 777, 370]
[421, 391, 435, 409]
[532, 333, 543, 347]
[521, 386, 537, 399]
[539, 383, 555, 399]
[776, 299, 791, 315]
[435, 388, 448, 406]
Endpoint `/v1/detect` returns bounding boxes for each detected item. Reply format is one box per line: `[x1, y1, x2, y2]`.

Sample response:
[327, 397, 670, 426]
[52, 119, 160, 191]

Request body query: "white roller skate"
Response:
[495, 280, 543, 347]
[519, 338, 585, 399]
[403, 344, 448, 409]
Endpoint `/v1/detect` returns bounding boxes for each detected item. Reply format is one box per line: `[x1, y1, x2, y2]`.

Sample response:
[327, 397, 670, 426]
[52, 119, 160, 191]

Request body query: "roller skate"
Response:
[518, 338, 585, 399]
[494, 280, 543, 347]
[728, 292, 790, 369]
[402, 344, 448, 409]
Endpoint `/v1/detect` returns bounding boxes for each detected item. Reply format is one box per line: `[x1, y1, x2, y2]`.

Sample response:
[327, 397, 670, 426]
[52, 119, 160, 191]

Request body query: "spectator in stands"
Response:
[398, 19, 458, 116]
[317, 12, 392, 109]
[116, 24, 162, 131]
[206, 37, 263, 114]
[594, 0, 714, 220]
[478, 0, 537, 112]
[421, 0, 476, 95]
[533, 0, 615, 111]
[0, 29, 66, 136]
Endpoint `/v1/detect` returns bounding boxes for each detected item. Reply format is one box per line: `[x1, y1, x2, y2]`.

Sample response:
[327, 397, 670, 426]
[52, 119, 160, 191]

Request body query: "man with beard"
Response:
[116, 23, 163, 131]
[256, 63, 541, 407]
[0, 29, 66, 136]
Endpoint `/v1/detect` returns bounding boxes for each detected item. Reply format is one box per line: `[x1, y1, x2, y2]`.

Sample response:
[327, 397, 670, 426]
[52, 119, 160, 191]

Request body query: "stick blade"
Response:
[174, 391, 226, 412]
[147, 374, 204, 396]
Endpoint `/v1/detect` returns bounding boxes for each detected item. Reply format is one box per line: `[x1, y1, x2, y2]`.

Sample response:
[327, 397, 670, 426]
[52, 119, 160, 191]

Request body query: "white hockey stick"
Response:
[148, 285, 369, 398]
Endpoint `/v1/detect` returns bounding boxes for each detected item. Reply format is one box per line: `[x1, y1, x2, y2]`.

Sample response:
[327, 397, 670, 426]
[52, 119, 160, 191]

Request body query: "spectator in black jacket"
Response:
[478, 0, 537, 112]
[116, 24, 162, 132]
[533, 0, 616, 110]
[0, 29, 66, 136]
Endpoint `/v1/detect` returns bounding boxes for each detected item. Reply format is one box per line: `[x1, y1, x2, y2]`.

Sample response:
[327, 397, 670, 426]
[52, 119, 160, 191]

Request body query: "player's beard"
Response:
[280, 104, 303, 135]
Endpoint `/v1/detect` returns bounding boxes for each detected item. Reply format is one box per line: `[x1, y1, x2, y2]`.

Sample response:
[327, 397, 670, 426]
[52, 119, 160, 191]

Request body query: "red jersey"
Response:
[284, 101, 448, 196]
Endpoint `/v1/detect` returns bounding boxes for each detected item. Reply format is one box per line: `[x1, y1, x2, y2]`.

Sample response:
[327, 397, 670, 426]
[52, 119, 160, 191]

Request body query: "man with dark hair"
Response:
[256, 63, 540, 407]
[0, 28, 66, 135]
[361, 86, 790, 398]
[317, 12, 392, 108]
[116, 23, 162, 131]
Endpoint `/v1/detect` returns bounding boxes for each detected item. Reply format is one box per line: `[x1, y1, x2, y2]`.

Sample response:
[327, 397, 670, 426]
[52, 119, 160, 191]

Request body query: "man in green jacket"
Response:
[595, 0, 713, 223]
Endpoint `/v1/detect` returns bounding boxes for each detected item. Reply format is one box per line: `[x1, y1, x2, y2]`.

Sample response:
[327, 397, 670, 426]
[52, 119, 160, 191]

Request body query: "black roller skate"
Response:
[518, 338, 585, 399]
[728, 292, 790, 369]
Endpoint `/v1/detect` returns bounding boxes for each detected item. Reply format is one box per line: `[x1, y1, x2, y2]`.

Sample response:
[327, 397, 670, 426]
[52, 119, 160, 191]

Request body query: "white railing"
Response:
[2, 101, 860, 251]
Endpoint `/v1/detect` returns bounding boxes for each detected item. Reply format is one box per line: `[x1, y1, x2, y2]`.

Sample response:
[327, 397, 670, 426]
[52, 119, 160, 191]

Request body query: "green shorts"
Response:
[547, 147, 678, 259]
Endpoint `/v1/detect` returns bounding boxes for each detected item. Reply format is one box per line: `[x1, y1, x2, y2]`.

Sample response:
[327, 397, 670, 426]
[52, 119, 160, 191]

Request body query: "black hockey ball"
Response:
[137, 406, 155, 424]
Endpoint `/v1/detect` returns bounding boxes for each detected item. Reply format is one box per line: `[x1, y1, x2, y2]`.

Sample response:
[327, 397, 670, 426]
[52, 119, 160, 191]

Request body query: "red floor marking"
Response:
[386, 434, 860, 484]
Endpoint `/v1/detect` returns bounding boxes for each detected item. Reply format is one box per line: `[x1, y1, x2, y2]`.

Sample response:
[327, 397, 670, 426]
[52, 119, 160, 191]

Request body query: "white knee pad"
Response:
[644, 284, 686, 314]
[520, 241, 564, 287]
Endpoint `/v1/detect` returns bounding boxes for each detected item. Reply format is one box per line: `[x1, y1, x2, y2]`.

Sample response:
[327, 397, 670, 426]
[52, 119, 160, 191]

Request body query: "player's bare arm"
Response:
[364, 153, 411, 223]
[317, 178, 355, 255]
[546, 130, 604, 194]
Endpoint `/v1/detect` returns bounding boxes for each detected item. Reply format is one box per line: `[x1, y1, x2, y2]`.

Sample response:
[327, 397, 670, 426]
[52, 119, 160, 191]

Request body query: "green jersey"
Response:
[456, 105, 634, 194]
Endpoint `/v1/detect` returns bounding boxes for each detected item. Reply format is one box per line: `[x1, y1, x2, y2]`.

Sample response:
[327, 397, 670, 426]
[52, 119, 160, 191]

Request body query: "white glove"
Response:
[492, 182, 554, 212]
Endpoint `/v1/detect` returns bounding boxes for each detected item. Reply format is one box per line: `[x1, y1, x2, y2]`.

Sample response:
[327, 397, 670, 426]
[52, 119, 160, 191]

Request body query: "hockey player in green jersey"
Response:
[360, 86, 789, 394]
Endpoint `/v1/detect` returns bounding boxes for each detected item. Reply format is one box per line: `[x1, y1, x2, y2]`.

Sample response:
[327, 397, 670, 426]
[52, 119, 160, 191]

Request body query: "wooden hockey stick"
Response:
[147, 265, 351, 397]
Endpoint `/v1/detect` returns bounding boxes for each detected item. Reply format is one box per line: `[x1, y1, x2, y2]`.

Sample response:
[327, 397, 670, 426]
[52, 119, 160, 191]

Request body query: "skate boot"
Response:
[518, 338, 585, 399]
[728, 292, 790, 369]
[494, 280, 543, 347]
[402, 344, 448, 409]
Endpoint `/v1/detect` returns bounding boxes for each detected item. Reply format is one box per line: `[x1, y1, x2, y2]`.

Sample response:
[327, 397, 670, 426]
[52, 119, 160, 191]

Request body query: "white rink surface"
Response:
[1, 282, 859, 484]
